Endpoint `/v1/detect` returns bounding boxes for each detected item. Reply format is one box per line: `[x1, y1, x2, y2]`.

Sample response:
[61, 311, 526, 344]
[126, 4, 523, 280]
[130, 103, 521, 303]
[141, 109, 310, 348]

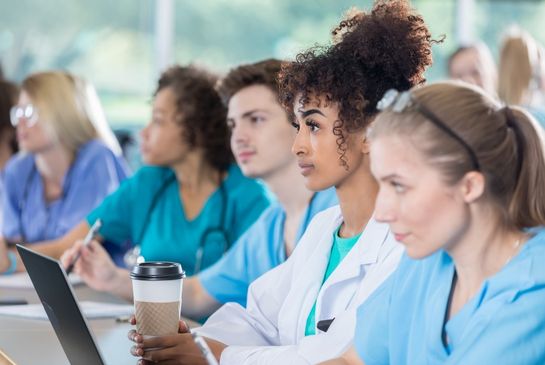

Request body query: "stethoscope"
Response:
[123, 172, 230, 273]
[17, 163, 73, 243]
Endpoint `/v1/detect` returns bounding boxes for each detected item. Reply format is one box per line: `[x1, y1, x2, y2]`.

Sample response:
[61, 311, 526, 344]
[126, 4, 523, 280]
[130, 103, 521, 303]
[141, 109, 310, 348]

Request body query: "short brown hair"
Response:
[216, 59, 287, 106]
[371, 81, 545, 229]
[278, 0, 437, 167]
[156, 65, 232, 172]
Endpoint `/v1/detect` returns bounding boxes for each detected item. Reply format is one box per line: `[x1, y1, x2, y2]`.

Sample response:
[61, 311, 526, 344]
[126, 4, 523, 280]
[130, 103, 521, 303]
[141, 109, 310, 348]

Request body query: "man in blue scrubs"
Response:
[181, 59, 338, 320]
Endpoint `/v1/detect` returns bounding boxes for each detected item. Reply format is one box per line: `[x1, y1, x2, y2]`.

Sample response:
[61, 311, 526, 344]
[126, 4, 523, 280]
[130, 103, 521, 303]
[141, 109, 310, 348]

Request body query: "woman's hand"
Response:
[60, 239, 126, 293]
[128, 318, 225, 365]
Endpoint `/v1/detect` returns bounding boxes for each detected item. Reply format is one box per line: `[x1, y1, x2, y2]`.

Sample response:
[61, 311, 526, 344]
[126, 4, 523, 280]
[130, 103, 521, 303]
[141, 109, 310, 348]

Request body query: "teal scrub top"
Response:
[199, 188, 338, 306]
[355, 228, 545, 365]
[87, 164, 273, 275]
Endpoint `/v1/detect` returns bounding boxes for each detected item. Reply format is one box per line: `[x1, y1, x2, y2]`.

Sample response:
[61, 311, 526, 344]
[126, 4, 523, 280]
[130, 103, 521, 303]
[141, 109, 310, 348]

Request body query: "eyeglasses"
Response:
[377, 89, 481, 171]
[10, 104, 39, 128]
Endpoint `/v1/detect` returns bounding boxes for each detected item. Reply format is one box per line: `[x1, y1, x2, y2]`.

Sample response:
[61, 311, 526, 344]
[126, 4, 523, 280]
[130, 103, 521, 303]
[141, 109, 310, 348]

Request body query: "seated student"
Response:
[0, 79, 18, 231]
[322, 82, 545, 365]
[448, 43, 497, 97]
[0, 71, 129, 274]
[60, 59, 338, 317]
[127, 1, 435, 363]
[1, 65, 272, 276]
[498, 28, 545, 126]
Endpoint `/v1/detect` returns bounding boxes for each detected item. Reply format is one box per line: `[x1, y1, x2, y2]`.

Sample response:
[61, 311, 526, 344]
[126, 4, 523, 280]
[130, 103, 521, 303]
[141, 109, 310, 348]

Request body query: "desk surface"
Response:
[0, 283, 136, 364]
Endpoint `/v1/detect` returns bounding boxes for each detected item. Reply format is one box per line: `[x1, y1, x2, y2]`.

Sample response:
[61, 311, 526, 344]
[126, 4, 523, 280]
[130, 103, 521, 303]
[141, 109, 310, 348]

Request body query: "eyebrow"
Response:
[241, 109, 269, 119]
[379, 173, 401, 181]
[298, 108, 325, 118]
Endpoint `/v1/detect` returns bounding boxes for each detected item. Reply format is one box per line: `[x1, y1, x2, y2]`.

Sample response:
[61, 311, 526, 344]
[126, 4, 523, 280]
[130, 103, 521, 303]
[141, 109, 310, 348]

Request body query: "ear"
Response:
[459, 171, 485, 203]
[360, 134, 371, 154]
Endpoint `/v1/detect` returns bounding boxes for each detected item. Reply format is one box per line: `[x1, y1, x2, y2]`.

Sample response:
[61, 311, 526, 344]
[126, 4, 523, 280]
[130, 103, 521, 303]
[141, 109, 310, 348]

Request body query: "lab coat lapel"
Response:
[316, 218, 390, 318]
[278, 208, 344, 344]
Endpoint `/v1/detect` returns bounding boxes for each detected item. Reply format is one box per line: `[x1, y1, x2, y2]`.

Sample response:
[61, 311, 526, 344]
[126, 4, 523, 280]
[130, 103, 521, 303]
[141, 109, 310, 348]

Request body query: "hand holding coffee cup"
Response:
[130, 262, 185, 337]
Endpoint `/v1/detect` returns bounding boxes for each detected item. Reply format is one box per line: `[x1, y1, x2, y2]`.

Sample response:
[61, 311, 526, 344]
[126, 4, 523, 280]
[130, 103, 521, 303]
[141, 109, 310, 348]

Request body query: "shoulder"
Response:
[130, 165, 174, 185]
[298, 205, 342, 240]
[311, 188, 338, 210]
[73, 139, 121, 170]
[4, 152, 34, 181]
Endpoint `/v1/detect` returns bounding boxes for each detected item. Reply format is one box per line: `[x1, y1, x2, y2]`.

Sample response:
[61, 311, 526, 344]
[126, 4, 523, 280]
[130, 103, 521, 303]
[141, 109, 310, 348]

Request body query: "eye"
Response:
[226, 119, 235, 129]
[390, 181, 406, 194]
[250, 115, 265, 124]
[305, 119, 320, 132]
[291, 121, 300, 132]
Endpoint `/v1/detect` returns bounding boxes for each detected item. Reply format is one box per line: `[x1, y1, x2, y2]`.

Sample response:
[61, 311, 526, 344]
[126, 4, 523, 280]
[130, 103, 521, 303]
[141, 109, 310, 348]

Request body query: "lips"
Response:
[394, 232, 409, 242]
[298, 161, 314, 176]
[236, 151, 256, 162]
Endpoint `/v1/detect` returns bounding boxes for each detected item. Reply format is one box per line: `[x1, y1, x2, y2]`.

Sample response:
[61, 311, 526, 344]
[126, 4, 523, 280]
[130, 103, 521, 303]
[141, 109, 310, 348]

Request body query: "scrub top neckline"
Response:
[177, 170, 230, 225]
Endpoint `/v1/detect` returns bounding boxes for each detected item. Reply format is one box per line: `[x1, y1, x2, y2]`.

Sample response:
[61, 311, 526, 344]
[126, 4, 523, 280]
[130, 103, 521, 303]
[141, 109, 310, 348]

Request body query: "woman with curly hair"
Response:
[127, 1, 436, 364]
[5, 65, 272, 276]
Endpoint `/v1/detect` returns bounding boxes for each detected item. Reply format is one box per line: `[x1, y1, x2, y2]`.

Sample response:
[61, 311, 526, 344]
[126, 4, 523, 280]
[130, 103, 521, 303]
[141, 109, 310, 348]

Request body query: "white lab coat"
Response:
[195, 205, 403, 364]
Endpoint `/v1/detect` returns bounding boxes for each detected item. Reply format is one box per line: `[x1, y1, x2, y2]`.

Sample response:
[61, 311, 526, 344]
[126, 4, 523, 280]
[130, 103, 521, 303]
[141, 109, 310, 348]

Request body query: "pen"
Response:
[192, 332, 219, 365]
[65, 219, 102, 275]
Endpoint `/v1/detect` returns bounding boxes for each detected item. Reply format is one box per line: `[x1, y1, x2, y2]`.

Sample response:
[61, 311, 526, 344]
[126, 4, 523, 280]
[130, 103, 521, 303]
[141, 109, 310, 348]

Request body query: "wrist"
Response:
[1, 251, 18, 275]
[109, 268, 132, 299]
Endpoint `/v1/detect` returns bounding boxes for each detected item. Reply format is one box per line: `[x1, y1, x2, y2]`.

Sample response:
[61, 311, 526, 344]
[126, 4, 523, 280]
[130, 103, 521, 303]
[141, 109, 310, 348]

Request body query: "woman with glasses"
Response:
[4, 65, 272, 277]
[321, 82, 545, 365]
[0, 71, 128, 275]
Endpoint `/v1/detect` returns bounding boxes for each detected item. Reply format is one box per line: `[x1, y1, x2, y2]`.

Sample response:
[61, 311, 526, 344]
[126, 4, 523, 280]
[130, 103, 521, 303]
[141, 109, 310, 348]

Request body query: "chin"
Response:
[303, 177, 333, 192]
[405, 245, 436, 260]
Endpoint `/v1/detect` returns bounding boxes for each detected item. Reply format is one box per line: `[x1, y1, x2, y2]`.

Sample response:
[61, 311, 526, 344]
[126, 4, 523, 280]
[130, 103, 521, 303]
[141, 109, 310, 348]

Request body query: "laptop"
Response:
[17, 245, 108, 365]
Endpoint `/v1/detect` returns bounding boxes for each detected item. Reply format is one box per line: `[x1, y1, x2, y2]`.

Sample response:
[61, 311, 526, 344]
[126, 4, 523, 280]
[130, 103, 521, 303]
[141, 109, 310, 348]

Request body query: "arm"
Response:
[60, 239, 133, 301]
[0, 237, 10, 273]
[32, 221, 90, 259]
[6, 221, 90, 273]
[182, 277, 222, 320]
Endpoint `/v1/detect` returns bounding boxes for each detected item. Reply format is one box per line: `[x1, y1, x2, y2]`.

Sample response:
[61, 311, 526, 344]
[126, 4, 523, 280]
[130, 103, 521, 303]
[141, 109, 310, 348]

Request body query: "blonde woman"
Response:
[498, 29, 545, 125]
[323, 82, 545, 364]
[0, 71, 128, 274]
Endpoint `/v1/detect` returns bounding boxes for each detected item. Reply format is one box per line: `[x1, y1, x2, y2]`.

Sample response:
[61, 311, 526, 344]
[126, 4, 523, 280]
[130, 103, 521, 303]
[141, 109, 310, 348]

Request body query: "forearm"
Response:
[182, 277, 222, 320]
[0, 237, 9, 272]
[33, 221, 90, 259]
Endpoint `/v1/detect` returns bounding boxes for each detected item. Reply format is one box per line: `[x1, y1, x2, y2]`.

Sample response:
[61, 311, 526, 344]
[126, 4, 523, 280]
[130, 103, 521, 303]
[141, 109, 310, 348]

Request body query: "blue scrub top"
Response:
[199, 188, 338, 306]
[355, 228, 545, 365]
[2, 139, 129, 243]
[87, 164, 273, 276]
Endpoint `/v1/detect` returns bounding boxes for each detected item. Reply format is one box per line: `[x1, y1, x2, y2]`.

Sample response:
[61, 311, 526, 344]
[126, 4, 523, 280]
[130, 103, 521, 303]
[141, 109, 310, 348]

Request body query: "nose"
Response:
[292, 125, 309, 156]
[230, 120, 249, 145]
[374, 189, 396, 224]
[139, 122, 151, 140]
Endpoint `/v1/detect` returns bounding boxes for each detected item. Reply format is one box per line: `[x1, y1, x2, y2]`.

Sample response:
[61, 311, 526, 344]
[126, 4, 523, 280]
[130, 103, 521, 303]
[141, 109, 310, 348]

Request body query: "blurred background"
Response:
[1, 0, 543, 141]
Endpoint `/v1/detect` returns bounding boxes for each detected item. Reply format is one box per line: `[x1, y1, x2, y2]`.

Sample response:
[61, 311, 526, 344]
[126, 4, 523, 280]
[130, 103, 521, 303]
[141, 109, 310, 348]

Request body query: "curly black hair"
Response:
[278, 0, 440, 168]
[216, 58, 288, 106]
[156, 65, 232, 172]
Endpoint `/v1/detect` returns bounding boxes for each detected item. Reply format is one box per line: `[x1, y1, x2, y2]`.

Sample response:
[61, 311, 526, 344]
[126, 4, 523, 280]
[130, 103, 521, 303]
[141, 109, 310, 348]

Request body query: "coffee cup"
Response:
[130, 262, 185, 337]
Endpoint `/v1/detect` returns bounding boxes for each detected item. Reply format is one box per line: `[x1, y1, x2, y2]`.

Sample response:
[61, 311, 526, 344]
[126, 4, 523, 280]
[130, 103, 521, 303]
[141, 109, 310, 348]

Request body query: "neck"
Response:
[336, 161, 378, 238]
[262, 160, 314, 217]
[171, 152, 222, 193]
[447, 208, 527, 300]
[35, 145, 74, 185]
